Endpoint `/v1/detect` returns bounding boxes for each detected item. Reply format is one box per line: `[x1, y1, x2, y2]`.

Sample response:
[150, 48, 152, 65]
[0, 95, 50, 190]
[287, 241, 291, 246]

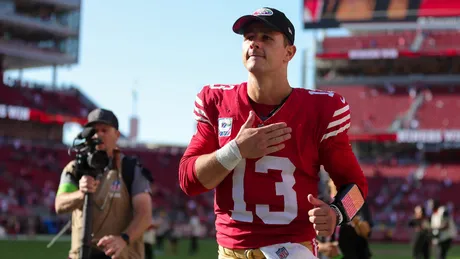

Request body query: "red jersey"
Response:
[179, 82, 367, 249]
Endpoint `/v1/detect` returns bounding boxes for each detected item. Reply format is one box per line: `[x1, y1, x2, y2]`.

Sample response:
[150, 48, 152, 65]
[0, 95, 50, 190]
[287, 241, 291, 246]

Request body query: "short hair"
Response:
[283, 35, 291, 47]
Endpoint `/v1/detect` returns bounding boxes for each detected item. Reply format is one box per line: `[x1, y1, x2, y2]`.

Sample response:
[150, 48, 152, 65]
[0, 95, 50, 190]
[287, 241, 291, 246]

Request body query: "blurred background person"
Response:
[408, 205, 431, 259]
[188, 210, 202, 256]
[143, 218, 159, 259]
[431, 199, 457, 259]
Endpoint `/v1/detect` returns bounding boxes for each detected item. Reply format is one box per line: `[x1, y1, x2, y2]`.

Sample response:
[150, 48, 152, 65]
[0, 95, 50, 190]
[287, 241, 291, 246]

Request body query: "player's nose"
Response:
[250, 39, 261, 49]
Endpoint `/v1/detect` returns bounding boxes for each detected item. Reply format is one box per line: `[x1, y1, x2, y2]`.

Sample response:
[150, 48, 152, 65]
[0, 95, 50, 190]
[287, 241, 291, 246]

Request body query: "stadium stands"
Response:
[320, 85, 413, 132]
[415, 87, 460, 129]
[420, 30, 460, 51]
[321, 30, 460, 54]
[0, 79, 96, 118]
[321, 31, 416, 53]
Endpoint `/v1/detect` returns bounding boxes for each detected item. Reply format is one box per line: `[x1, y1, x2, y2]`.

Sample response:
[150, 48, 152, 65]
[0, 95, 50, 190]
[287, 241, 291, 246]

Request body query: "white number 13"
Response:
[231, 156, 298, 225]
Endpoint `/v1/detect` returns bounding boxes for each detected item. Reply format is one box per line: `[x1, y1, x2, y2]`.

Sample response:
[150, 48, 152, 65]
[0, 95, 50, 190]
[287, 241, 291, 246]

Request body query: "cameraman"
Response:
[55, 109, 153, 259]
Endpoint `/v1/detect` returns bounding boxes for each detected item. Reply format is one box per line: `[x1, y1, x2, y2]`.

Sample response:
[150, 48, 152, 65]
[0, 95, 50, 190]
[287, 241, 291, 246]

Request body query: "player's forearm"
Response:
[179, 154, 211, 196]
[55, 190, 85, 214]
[195, 152, 232, 189]
[323, 147, 368, 199]
[180, 139, 241, 195]
[179, 152, 230, 196]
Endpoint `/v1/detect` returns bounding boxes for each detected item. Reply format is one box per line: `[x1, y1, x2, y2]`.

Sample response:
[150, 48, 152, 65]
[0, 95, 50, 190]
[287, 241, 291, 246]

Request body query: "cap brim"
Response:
[232, 15, 280, 35]
[84, 120, 115, 129]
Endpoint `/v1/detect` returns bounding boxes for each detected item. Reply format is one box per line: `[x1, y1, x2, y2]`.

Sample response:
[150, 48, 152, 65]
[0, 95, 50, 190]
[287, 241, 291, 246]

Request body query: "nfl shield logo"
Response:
[218, 118, 233, 137]
[110, 180, 122, 197]
[110, 180, 121, 192]
[275, 247, 289, 259]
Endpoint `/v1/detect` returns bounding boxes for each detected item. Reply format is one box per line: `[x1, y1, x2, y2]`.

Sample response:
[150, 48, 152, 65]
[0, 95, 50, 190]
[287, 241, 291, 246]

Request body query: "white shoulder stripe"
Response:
[327, 114, 351, 129]
[194, 107, 209, 119]
[333, 105, 349, 117]
[321, 123, 350, 142]
[194, 114, 211, 124]
[195, 96, 204, 107]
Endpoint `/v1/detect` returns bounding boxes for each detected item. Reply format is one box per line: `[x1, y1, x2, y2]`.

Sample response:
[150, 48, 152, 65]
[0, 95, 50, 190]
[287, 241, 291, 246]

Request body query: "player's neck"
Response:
[247, 73, 291, 105]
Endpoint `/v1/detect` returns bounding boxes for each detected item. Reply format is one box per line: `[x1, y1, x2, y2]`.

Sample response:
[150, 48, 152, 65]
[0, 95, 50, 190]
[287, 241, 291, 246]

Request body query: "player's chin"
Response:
[245, 63, 265, 73]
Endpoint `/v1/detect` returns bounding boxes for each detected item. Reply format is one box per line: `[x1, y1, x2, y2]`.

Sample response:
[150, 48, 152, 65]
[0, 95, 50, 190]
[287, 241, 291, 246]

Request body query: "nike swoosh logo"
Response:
[340, 96, 346, 104]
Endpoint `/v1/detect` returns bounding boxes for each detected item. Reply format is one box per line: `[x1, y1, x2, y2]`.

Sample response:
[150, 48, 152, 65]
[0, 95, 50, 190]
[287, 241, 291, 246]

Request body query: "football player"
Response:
[179, 7, 368, 259]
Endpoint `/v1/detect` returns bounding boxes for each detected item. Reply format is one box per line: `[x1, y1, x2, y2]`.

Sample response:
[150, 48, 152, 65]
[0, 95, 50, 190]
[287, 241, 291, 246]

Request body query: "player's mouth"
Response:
[247, 54, 265, 60]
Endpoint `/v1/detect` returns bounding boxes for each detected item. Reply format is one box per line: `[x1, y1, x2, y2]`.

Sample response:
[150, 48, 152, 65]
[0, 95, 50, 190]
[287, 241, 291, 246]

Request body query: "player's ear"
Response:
[284, 44, 296, 62]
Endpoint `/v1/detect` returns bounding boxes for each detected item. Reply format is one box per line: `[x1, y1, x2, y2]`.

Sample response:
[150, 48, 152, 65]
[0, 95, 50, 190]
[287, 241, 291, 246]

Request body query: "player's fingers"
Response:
[308, 208, 329, 217]
[265, 127, 292, 139]
[259, 122, 288, 133]
[309, 216, 328, 224]
[314, 223, 330, 231]
[264, 144, 285, 155]
[240, 111, 255, 129]
[266, 134, 291, 147]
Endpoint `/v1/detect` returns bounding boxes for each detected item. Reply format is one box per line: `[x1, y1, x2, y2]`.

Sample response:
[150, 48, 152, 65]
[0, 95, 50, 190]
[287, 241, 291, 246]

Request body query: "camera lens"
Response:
[87, 150, 109, 170]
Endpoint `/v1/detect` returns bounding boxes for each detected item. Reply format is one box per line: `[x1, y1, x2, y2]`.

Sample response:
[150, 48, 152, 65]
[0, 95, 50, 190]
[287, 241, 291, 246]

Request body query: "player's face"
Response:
[92, 123, 120, 156]
[242, 22, 295, 74]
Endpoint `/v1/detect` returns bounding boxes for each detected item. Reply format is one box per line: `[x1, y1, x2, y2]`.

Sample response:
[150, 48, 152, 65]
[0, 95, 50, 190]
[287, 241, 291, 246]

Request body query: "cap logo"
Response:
[288, 27, 293, 35]
[253, 8, 273, 16]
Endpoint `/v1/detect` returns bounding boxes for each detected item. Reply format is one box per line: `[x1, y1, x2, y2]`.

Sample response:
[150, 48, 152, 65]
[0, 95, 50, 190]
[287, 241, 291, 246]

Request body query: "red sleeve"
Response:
[318, 93, 368, 199]
[178, 87, 220, 196]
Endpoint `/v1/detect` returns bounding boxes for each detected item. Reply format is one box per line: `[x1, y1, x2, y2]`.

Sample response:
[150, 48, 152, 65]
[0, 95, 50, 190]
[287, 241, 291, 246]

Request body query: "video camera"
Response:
[69, 127, 111, 259]
[69, 127, 110, 179]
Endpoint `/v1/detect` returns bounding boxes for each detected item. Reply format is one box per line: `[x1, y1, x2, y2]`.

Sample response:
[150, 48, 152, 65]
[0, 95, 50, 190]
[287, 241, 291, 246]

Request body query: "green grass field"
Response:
[1, 239, 459, 259]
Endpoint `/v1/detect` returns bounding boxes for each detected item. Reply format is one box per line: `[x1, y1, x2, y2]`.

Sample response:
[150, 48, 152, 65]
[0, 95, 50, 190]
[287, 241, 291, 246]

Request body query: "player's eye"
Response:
[244, 34, 255, 41]
[263, 34, 272, 41]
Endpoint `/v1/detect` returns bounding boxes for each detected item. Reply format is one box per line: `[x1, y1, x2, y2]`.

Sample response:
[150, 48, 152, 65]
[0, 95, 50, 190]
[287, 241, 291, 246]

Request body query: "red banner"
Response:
[349, 133, 397, 142]
[0, 103, 87, 125]
[304, 0, 460, 29]
[418, 0, 460, 17]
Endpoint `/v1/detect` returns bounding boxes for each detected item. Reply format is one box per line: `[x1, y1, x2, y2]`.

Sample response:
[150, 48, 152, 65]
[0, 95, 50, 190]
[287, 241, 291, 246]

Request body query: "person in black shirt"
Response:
[408, 205, 431, 259]
[318, 177, 373, 259]
[336, 201, 373, 259]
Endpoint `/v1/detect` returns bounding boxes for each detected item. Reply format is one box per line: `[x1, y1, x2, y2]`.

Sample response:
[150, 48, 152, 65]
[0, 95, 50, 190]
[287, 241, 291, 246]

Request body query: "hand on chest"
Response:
[217, 112, 297, 153]
[216, 108, 319, 178]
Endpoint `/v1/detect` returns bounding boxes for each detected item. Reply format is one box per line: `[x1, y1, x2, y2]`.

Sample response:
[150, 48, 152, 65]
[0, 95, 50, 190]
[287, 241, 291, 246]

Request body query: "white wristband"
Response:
[330, 204, 344, 225]
[215, 139, 242, 171]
